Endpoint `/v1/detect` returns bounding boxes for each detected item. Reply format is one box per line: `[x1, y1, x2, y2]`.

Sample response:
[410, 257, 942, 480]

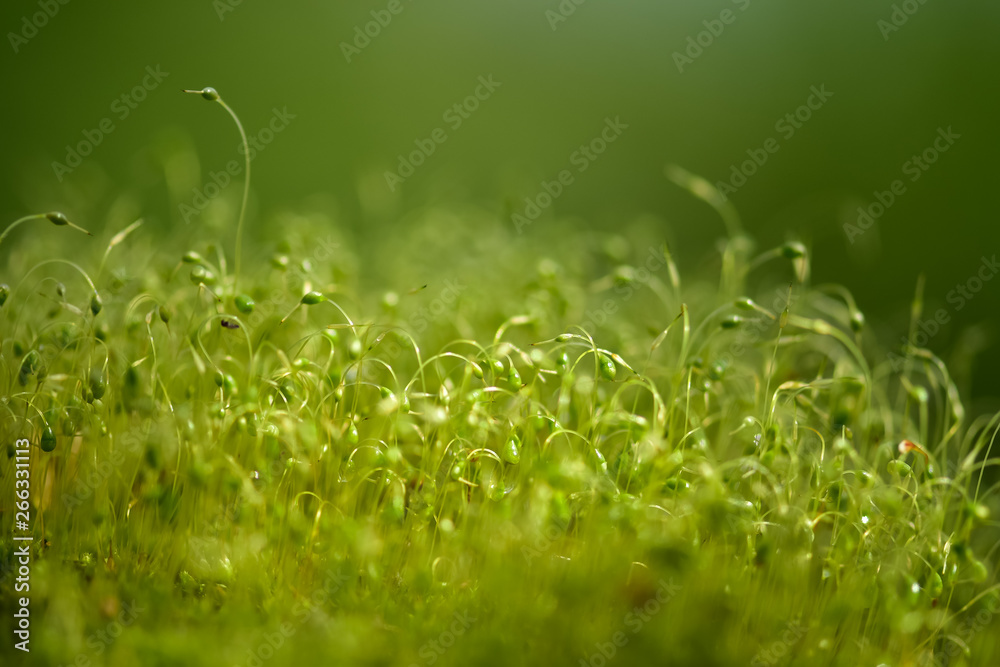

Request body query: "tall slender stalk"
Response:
[184, 87, 250, 296]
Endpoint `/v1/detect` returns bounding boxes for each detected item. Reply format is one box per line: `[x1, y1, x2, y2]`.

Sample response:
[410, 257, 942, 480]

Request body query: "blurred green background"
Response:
[1, 0, 998, 402]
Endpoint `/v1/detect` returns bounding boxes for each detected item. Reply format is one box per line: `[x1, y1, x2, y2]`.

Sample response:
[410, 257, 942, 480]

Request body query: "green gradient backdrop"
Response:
[1, 0, 998, 400]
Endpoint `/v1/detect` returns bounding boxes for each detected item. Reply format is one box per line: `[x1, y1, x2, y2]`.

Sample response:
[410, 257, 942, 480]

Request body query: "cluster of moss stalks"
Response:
[1, 171, 999, 667]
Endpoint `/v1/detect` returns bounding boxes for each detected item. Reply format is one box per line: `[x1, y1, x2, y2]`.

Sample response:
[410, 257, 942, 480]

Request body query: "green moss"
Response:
[0, 187, 998, 667]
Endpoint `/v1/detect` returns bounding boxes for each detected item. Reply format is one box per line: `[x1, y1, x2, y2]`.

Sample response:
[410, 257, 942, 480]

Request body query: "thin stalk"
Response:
[184, 88, 250, 296]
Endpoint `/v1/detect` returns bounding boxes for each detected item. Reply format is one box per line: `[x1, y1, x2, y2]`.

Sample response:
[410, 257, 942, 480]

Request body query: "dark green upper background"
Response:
[1, 0, 998, 398]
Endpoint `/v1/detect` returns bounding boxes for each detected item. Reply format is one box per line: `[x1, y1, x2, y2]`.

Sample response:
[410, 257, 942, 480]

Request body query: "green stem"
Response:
[216, 98, 250, 295]
[185, 88, 250, 296]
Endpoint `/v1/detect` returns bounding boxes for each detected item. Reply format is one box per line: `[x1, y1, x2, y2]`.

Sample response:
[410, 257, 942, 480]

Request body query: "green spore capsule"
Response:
[346, 424, 359, 445]
[663, 476, 689, 492]
[888, 460, 912, 477]
[470, 362, 484, 379]
[190, 266, 209, 285]
[40, 427, 57, 452]
[301, 291, 326, 305]
[190, 461, 212, 487]
[158, 304, 172, 324]
[598, 353, 617, 381]
[182, 251, 204, 264]
[0, 283, 8, 307]
[89, 368, 107, 400]
[502, 435, 521, 465]
[963, 502, 990, 522]
[187, 86, 220, 101]
[46, 211, 70, 226]
[734, 297, 756, 311]
[235, 294, 255, 314]
[832, 437, 852, 455]
[720, 315, 742, 330]
[555, 351, 569, 373]
[90, 293, 103, 316]
[708, 359, 728, 381]
[969, 558, 989, 583]
[850, 310, 865, 333]
[490, 359, 504, 376]
[612, 266, 635, 288]
[488, 482, 505, 502]
[508, 364, 522, 387]
[781, 241, 807, 259]
[61, 414, 76, 436]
